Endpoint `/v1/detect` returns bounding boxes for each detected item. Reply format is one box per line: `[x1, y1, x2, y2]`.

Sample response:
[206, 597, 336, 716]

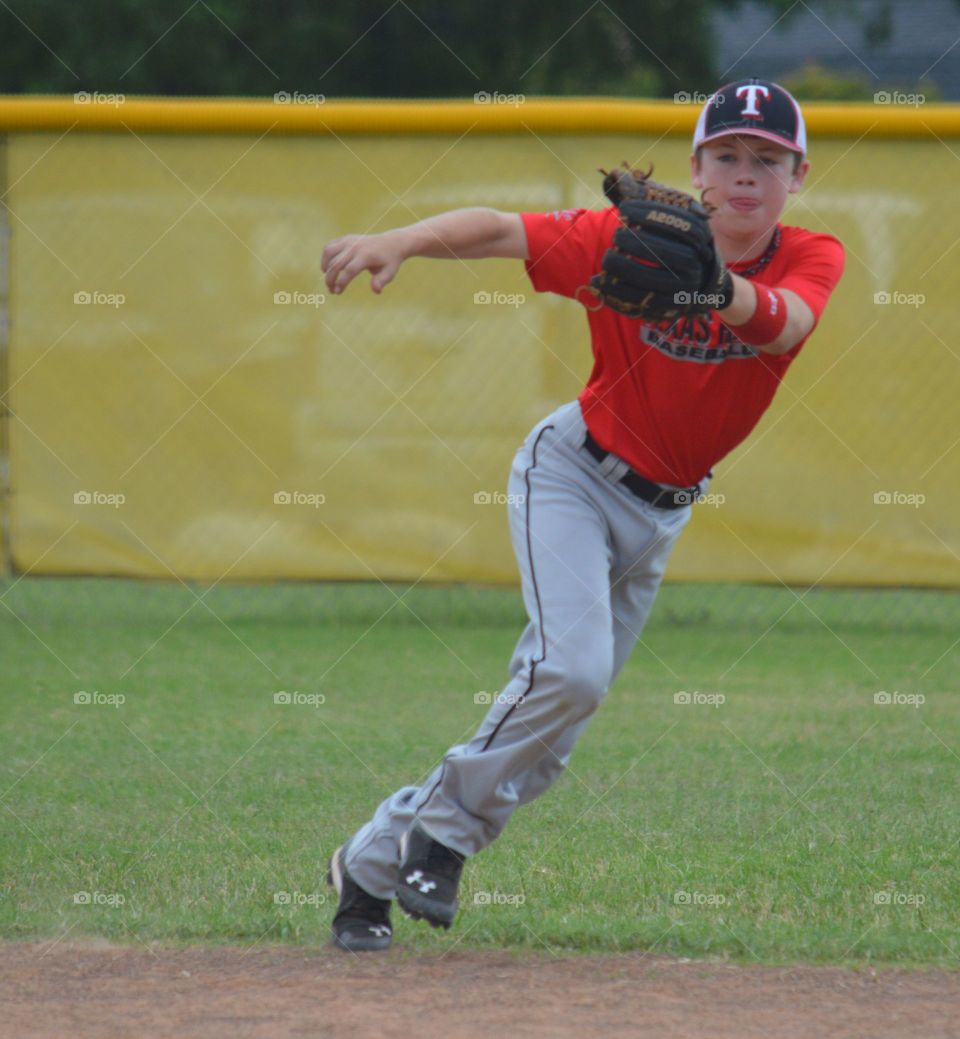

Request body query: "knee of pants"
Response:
[543, 648, 613, 719]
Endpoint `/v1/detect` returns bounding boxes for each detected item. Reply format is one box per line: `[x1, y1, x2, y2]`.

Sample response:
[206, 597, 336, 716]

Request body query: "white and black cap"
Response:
[692, 78, 807, 156]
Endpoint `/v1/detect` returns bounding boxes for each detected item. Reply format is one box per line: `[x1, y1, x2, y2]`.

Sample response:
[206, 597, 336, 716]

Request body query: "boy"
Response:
[320, 79, 845, 951]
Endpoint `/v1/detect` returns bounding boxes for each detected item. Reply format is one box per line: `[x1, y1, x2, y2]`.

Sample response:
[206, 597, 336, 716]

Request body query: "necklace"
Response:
[731, 226, 782, 278]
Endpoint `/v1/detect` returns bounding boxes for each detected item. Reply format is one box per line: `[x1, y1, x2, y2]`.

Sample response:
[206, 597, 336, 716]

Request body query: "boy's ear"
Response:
[690, 151, 704, 191]
[788, 158, 811, 193]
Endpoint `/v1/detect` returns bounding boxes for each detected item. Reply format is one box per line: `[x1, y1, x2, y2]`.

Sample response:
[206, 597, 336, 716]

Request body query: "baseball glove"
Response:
[582, 163, 734, 321]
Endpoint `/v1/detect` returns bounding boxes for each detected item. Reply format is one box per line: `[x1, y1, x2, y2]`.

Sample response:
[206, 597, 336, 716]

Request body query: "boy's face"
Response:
[690, 134, 809, 237]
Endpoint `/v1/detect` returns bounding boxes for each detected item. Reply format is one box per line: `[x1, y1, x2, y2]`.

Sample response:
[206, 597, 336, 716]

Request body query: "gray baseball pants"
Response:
[342, 399, 703, 900]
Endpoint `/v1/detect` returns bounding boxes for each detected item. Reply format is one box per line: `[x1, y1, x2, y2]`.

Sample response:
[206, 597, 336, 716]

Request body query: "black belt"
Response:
[583, 431, 700, 509]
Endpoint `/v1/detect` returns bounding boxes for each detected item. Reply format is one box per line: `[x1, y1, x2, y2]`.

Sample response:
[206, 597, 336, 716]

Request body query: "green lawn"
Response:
[1, 577, 958, 965]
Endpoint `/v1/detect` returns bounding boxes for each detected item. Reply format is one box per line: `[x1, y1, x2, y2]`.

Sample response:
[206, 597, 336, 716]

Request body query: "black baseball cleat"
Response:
[396, 823, 466, 930]
[326, 843, 393, 952]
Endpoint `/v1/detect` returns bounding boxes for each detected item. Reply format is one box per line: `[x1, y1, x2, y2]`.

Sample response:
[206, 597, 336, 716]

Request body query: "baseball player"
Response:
[320, 79, 845, 951]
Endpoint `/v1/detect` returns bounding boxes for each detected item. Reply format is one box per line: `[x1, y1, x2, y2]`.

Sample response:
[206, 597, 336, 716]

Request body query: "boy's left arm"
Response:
[719, 273, 815, 356]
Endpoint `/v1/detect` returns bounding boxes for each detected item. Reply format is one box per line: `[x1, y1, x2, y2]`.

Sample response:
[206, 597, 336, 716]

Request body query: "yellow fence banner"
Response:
[2, 98, 957, 586]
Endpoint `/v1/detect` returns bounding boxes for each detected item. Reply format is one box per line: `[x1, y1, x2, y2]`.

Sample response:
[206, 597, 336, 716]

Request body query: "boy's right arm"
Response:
[321, 208, 528, 296]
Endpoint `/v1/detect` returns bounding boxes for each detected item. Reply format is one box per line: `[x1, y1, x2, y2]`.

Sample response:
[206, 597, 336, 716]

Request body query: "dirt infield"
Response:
[4, 940, 958, 1038]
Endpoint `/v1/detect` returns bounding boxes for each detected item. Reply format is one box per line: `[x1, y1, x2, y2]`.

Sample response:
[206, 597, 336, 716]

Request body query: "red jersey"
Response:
[521, 207, 845, 486]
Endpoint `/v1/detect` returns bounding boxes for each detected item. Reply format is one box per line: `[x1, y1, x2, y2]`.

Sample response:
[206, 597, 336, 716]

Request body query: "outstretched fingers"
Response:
[321, 235, 403, 295]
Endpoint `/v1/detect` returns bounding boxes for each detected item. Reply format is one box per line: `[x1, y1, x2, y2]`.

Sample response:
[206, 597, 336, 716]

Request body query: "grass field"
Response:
[1, 577, 958, 966]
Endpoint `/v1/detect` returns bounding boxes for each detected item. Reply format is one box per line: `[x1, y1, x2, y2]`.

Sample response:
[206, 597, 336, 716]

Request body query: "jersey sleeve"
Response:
[520, 208, 611, 301]
[775, 230, 846, 327]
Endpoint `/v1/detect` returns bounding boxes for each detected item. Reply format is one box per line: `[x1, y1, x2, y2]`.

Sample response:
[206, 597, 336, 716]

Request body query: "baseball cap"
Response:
[692, 78, 807, 156]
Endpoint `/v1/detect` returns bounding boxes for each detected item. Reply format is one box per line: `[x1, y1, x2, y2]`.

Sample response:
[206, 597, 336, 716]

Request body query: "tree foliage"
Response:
[0, 0, 890, 98]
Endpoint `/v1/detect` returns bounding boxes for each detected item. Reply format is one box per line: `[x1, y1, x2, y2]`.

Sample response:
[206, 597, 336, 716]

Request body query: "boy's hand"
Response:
[321, 231, 408, 296]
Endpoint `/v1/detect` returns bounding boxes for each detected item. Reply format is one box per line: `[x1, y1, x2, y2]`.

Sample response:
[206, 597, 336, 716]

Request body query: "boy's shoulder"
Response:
[743, 223, 845, 283]
[767, 224, 846, 312]
[778, 222, 845, 256]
